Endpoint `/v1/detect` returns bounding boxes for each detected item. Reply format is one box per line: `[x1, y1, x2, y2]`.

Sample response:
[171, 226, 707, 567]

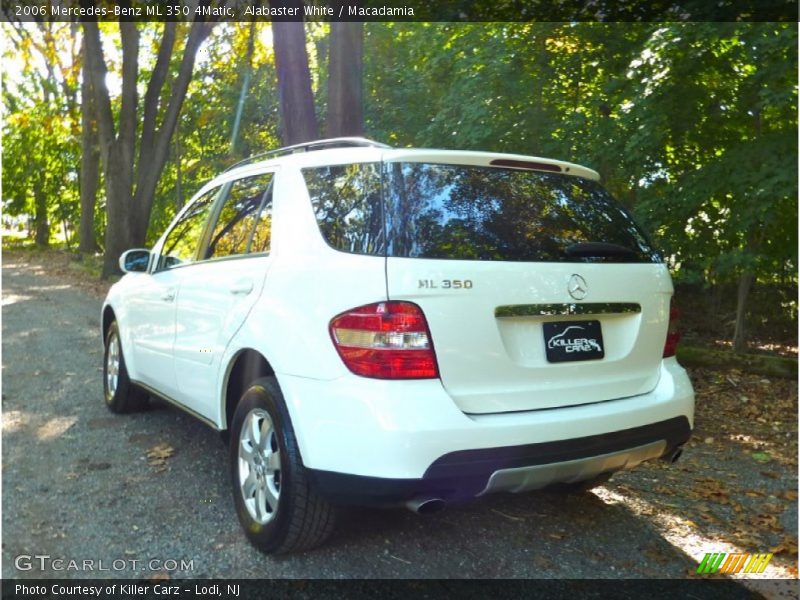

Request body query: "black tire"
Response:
[103, 321, 148, 413]
[229, 377, 336, 553]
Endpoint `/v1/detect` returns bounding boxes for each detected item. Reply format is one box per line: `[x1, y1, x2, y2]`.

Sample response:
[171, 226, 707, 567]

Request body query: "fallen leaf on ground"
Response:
[769, 536, 798, 556]
[753, 513, 784, 533]
[146, 443, 175, 471]
[491, 508, 525, 522]
[761, 502, 785, 514]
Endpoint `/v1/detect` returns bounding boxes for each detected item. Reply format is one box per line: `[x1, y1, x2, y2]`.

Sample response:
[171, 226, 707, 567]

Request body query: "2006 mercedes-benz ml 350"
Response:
[101, 138, 694, 553]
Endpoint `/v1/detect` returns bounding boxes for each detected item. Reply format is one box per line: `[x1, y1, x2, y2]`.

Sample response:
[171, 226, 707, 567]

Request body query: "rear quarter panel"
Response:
[214, 166, 387, 427]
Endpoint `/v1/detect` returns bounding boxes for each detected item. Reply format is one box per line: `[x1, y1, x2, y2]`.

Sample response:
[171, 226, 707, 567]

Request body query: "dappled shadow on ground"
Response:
[601, 367, 798, 581]
[3, 248, 113, 300]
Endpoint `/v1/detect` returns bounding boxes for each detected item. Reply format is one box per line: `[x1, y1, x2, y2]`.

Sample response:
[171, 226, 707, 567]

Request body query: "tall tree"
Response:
[327, 22, 364, 137]
[621, 24, 797, 351]
[269, 5, 319, 144]
[78, 34, 100, 254]
[83, 20, 215, 277]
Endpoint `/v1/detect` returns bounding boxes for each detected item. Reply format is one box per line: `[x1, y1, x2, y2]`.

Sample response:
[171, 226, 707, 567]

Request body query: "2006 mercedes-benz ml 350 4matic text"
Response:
[102, 138, 694, 553]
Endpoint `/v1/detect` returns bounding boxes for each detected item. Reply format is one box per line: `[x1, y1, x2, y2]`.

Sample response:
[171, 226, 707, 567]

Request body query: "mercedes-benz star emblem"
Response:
[568, 274, 588, 300]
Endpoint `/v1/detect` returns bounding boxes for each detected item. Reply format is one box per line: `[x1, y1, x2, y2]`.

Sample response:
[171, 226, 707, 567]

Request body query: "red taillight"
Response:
[663, 301, 681, 358]
[329, 301, 439, 379]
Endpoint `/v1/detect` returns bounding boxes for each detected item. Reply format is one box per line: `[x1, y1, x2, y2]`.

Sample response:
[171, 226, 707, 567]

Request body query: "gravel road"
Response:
[0, 257, 792, 595]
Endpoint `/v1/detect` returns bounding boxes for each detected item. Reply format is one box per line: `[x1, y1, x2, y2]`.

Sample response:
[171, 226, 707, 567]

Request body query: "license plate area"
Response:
[543, 320, 605, 363]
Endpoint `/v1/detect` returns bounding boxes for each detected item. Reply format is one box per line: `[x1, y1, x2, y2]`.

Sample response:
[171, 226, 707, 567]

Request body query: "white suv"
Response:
[102, 138, 694, 553]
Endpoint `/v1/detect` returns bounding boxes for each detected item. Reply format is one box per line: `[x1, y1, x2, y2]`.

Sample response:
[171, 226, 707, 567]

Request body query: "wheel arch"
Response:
[102, 304, 116, 339]
[222, 348, 276, 431]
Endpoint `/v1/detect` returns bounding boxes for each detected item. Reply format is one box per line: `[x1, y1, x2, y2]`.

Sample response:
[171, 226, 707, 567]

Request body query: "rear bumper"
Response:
[278, 357, 694, 497]
[308, 416, 690, 505]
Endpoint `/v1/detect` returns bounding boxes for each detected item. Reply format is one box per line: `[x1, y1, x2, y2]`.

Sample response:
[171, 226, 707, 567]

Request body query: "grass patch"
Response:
[677, 345, 798, 379]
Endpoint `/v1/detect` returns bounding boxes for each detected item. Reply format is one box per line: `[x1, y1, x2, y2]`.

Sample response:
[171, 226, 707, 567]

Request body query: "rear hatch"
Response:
[381, 151, 673, 414]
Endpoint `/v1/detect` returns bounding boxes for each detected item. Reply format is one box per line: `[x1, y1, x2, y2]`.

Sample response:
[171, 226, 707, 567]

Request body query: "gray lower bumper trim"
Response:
[479, 440, 666, 495]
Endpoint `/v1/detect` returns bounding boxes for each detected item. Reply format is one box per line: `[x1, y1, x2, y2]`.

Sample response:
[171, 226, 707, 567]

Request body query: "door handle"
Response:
[160, 289, 176, 302]
[229, 278, 254, 295]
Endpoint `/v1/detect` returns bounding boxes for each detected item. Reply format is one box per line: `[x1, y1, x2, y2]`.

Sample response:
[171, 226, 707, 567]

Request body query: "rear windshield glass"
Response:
[303, 162, 660, 263]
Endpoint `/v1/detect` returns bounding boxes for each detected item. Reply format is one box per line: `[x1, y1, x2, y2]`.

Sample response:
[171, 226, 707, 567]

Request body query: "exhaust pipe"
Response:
[406, 497, 446, 515]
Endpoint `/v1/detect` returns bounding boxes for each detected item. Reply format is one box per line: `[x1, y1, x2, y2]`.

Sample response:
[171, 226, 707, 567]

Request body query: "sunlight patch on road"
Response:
[1, 293, 32, 306]
[592, 485, 795, 580]
[2, 410, 31, 433]
[28, 284, 73, 292]
[36, 416, 77, 441]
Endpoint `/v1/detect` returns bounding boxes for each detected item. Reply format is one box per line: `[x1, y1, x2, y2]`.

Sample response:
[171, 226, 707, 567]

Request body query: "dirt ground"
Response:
[2, 250, 797, 597]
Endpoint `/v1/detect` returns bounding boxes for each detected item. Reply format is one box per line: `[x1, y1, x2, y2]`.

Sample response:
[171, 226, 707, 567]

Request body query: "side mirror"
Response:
[119, 249, 151, 274]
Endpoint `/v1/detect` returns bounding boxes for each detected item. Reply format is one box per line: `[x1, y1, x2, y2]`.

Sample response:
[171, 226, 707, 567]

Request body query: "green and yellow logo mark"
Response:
[697, 552, 773, 574]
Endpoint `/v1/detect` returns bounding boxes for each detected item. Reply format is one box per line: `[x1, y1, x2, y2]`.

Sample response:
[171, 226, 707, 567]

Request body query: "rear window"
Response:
[302, 162, 660, 263]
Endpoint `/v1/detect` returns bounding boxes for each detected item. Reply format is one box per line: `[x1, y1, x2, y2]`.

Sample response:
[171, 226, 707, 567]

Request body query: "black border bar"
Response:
[1, 578, 771, 599]
[1, 0, 797, 22]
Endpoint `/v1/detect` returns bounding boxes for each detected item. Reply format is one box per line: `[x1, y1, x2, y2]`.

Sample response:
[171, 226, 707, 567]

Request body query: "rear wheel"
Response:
[103, 321, 148, 413]
[229, 377, 336, 553]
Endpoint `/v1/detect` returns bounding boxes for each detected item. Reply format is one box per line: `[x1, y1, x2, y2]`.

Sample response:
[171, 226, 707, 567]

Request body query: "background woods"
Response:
[2, 21, 797, 355]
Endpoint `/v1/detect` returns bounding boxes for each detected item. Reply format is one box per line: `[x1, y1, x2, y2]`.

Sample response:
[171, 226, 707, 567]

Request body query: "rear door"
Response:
[382, 157, 673, 414]
[172, 171, 276, 417]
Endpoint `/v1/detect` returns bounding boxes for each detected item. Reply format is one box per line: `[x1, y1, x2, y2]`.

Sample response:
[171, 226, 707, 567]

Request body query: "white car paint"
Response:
[103, 142, 694, 484]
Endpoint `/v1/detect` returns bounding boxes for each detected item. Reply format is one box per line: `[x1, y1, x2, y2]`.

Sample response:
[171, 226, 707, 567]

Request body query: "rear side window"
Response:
[384, 163, 660, 263]
[205, 173, 273, 259]
[303, 163, 384, 255]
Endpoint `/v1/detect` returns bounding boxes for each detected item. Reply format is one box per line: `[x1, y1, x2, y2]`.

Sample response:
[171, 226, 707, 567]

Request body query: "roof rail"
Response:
[223, 137, 391, 173]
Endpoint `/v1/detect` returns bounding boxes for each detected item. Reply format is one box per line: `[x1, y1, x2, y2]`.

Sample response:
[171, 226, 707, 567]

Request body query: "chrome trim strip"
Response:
[479, 440, 666, 495]
[132, 381, 220, 431]
[494, 302, 641, 318]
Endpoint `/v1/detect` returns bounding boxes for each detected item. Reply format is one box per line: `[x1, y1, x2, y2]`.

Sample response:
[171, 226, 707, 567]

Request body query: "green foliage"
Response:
[677, 345, 797, 380]
[620, 24, 798, 286]
[2, 24, 81, 246]
[364, 23, 797, 289]
[4, 22, 796, 302]
[148, 23, 281, 243]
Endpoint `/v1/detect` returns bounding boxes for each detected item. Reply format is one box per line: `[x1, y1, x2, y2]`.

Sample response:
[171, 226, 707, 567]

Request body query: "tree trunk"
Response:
[327, 22, 364, 137]
[527, 27, 552, 155]
[175, 125, 183, 212]
[101, 149, 136, 277]
[83, 21, 214, 277]
[34, 188, 49, 247]
[130, 22, 214, 245]
[270, 12, 319, 145]
[732, 270, 755, 353]
[78, 40, 101, 255]
[710, 280, 723, 336]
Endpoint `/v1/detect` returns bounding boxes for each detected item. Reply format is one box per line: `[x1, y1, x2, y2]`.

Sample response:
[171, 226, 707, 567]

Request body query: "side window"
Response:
[249, 186, 273, 254]
[157, 187, 219, 271]
[302, 163, 384, 256]
[205, 173, 274, 260]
